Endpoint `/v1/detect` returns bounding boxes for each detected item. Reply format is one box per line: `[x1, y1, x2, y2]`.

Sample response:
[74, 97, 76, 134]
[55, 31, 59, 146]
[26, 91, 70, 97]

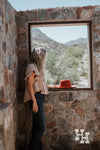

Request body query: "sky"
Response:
[37, 25, 88, 43]
[8, 0, 100, 11]
[8, 0, 100, 43]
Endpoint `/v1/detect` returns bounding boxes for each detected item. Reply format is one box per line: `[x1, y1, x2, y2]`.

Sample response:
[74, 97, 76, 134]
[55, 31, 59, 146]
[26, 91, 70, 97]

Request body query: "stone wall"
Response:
[0, 103, 14, 150]
[16, 6, 100, 150]
[0, 0, 18, 149]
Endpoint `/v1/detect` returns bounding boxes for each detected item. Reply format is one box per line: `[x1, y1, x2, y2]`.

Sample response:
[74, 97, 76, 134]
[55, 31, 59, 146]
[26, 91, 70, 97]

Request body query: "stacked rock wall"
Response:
[0, 0, 18, 149]
[0, 103, 14, 150]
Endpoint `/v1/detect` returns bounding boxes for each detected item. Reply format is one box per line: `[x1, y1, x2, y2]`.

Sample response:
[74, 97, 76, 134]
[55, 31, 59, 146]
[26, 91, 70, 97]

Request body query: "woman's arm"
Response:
[47, 85, 54, 88]
[27, 71, 38, 113]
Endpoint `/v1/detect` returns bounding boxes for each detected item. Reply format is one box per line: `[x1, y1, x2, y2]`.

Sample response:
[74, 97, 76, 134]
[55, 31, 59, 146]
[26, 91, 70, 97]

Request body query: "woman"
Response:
[24, 47, 49, 150]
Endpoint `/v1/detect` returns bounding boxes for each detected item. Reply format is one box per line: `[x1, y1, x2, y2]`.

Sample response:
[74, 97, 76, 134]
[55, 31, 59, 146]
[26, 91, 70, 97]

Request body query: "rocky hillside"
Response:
[65, 38, 88, 46]
[31, 28, 53, 42]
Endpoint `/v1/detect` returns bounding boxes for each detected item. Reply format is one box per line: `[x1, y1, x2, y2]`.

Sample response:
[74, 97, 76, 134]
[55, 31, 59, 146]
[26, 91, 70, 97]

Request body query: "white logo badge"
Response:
[75, 129, 90, 144]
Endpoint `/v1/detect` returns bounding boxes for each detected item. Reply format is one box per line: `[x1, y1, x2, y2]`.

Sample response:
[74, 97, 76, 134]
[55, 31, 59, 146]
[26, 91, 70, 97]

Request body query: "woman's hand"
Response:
[33, 101, 38, 113]
[47, 85, 54, 88]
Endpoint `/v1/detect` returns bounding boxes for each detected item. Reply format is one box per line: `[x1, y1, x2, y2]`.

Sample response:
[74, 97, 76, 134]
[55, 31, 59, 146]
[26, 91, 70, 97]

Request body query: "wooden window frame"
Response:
[28, 20, 93, 91]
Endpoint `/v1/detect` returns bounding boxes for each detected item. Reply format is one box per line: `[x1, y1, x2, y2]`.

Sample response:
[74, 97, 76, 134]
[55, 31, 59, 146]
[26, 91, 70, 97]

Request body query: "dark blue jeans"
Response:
[28, 92, 45, 150]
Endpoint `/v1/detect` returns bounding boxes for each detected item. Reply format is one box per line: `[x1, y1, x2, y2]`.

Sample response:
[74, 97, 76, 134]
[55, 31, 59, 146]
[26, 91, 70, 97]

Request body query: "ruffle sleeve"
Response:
[24, 63, 40, 81]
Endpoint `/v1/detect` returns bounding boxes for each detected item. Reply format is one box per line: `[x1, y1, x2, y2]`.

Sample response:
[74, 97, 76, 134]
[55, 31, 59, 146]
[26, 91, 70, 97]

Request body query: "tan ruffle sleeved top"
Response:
[24, 63, 49, 103]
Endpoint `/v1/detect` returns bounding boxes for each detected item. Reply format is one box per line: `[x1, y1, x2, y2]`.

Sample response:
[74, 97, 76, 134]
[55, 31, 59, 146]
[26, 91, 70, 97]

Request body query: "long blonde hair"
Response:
[29, 47, 47, 71]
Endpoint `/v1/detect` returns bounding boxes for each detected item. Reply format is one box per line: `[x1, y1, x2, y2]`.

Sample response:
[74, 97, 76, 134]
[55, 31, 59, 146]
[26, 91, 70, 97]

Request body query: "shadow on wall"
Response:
[49, 133, 100, 150]
[73, 141, 100, 150]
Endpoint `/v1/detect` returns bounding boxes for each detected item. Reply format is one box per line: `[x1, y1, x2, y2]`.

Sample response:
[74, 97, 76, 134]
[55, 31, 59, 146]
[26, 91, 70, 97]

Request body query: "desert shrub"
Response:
[46, 46, 87, 85]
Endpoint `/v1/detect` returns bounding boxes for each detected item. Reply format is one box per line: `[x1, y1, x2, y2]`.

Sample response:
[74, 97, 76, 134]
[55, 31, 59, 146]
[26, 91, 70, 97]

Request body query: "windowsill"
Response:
[48, 87, 93, 91]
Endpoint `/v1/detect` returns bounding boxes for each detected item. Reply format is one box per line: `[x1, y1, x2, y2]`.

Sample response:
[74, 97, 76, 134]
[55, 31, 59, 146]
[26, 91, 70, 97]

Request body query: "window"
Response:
[28, 21, 93, 90]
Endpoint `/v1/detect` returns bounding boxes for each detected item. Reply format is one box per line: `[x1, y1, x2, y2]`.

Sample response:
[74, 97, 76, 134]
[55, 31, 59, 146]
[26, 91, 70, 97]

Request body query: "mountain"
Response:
[31, 28, 88, 53]
[31, 28, 54, 42]
[31, 28, 68, 54]
[65, 38, 88, 46]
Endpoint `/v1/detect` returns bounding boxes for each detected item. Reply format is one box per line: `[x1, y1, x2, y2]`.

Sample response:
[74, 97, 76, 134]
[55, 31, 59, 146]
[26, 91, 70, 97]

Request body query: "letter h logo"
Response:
[75, 129, 90, 144]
